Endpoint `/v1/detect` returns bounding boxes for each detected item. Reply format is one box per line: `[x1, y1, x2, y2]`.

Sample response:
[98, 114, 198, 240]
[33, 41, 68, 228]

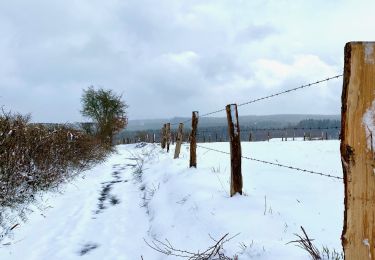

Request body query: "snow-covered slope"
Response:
[0, 140, 344, 259]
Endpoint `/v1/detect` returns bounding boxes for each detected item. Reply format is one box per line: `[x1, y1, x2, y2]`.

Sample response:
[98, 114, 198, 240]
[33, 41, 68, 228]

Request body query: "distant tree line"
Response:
[116, 119, 341, 143]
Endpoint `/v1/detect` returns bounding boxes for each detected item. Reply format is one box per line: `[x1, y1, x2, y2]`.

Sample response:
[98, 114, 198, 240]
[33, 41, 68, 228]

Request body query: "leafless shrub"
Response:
[288, 226, 343, 260]
[0, 111, 111, 240]
[144, 233, 239, 260]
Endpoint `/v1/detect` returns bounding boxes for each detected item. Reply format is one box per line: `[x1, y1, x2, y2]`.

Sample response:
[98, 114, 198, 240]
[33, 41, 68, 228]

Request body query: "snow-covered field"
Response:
[0, 140, 344, 259]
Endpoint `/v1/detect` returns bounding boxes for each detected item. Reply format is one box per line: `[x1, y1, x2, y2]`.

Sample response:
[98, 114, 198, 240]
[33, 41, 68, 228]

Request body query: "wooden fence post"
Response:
[190, 111, 199, 168]
[341, 42, 375, 259]
[161, 124, 166, 149]
[174, 123, 184, 159]
[166, 123, 171, 152]
[226, 104, 243, 196]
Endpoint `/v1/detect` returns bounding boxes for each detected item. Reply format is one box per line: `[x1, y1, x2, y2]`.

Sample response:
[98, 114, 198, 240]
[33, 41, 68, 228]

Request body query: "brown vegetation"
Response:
[0, 111, 111, 208]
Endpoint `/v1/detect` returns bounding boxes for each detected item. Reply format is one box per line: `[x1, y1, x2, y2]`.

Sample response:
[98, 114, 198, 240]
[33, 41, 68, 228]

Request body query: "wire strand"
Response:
[196, 144, 343, 180]
[237, 74, 343, 107]
[197, 126, 341, 134]
[171, 74, 342, 124]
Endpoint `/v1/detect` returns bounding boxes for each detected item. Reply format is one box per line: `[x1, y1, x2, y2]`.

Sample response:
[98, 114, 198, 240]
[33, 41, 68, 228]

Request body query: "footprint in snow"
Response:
[78, 243, 99, 256]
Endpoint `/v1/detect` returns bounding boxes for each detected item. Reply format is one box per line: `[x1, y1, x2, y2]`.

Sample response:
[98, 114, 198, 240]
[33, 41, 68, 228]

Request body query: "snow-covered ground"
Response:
[0, 140, 344, 259]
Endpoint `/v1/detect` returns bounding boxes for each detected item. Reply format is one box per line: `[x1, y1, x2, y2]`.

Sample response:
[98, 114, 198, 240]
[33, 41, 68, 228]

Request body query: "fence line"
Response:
[196, 144, 343, 180]
[171, 74, 342, 126]
[237, 75, 343, 107]
[197, 126, 340, 134]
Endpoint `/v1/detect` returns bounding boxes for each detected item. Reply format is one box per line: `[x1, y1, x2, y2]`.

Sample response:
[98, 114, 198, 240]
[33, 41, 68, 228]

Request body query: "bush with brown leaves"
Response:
[0, 111, 111, 208]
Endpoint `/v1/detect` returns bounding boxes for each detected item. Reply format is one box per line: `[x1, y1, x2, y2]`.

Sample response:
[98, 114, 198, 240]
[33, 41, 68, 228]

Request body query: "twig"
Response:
[144, 233, 238, 259]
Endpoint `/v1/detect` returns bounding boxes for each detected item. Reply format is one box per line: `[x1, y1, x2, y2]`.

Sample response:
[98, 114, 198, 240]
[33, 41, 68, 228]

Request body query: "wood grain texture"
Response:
[174, 123, 184, 159]
[189, 112, 198, 168]
[226, 104, 243, 196]
[161, 124, 166, 149]
[341, 42, 375, 260]
[166, 123, 171, 153]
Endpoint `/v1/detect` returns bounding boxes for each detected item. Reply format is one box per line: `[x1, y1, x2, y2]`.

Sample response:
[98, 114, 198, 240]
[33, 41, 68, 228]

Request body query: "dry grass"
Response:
[288, 226, 343, 260]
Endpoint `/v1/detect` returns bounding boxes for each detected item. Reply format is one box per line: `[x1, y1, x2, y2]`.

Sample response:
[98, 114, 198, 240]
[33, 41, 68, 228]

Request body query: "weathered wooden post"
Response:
[161, 124, 167, 149]
[166, 123, 171, 152]
[249, 132, 252, 142]
[189, 111, 199, 168]
[174, 123, 184, 159]
[267, 131, 270, 142]
[325, 131, 328, 140]
[341, 42, 375, 260]
[226, 104, 243, 196]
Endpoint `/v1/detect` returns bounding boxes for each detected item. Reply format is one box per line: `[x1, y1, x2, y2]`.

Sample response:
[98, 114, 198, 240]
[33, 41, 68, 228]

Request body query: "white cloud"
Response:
[253, 55, 339, 89]
[0, 0, 374, 122]
[161, 51, 200, 67]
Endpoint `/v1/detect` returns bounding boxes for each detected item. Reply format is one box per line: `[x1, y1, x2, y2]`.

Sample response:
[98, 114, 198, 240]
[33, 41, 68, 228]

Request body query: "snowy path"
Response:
[0, 141, 344, 259]
[0, 144, 152, 260]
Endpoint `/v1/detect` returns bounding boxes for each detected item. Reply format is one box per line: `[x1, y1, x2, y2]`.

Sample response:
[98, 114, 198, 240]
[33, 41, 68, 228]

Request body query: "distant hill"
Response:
[125, 114, 340, 131]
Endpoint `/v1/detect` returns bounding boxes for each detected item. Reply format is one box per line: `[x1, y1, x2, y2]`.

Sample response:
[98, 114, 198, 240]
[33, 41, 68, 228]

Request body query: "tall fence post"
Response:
[226, 104, 243, 196]
[341, 42, 375, 259]
[189, 111, 199, 168]
[174, 123, 184, 159]
[161, 124, 166, 149]
[166, 123, 171, 152]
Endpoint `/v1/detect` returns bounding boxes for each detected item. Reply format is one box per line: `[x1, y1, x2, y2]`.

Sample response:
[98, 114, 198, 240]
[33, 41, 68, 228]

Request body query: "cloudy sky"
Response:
[1, 0, 374, 122]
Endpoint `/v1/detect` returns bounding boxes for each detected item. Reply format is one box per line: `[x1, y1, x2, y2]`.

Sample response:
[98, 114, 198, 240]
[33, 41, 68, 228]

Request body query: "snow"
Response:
[363, 99, 375, 151]
[0, 140, 344, 259]
[364, 42, 375, 64]
[363, 239, 371, 258]
[229, 104, 239, 136]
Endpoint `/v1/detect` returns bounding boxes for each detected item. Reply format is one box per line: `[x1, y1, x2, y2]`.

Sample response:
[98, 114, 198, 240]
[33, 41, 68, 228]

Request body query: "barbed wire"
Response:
[197, 126, 340, 134]
[196, 144, 343, 180]
[171, 74, 342, 126]
[237, 74, 342, 107]
[241, 126, 340, 132]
